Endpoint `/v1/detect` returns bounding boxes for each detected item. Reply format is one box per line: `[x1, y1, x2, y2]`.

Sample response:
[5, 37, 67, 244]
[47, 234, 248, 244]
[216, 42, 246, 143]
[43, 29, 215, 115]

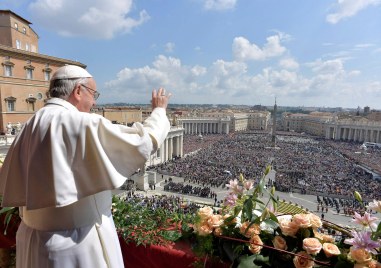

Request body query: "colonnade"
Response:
[179, 118, 230, 134]
[147, 126, 184, 166]
[326, 122, 381, 143]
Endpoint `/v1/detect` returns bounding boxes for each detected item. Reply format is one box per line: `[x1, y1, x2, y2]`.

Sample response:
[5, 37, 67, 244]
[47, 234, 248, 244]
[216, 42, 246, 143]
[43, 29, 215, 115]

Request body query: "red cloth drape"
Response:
[119, 237, 230, 268]
[119, 237, 197, 268]
[0, 222, 231, 268]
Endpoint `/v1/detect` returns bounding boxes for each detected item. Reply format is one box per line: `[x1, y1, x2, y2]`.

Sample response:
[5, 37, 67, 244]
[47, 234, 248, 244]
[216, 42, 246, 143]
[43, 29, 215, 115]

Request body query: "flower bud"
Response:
[264, 165, 271, 175]
[354, 191, 362, 203]
[271, 186, 276, 195]
[261, 208, 269, 220]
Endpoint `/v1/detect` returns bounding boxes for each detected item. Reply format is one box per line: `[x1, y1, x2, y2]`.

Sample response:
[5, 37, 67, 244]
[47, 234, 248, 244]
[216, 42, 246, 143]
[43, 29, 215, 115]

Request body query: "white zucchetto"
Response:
[51, 65, 93, 80]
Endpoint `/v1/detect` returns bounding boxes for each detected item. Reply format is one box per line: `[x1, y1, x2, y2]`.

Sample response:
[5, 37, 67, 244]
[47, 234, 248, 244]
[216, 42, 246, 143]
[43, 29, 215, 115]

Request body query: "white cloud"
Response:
[104, 55, 207, 102]
[355, 43, 375, 48]
[102, 46, 378, 107]
[326, 0, 381, 24]
[28, 0, 150, 39]
[203, 0, 237, 11]
[232, 34, 287, 61]
[279, 57, 299, 70]
[308, 58, 346, 75]
[165, 42, 175, 53]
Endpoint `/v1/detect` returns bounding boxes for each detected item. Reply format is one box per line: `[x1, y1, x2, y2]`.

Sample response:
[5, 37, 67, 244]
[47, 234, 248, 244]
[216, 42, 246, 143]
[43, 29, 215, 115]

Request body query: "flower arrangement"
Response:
[1, 160, 380, 268]
[112, 195, 195, 247]
[191, 166, 381, 268]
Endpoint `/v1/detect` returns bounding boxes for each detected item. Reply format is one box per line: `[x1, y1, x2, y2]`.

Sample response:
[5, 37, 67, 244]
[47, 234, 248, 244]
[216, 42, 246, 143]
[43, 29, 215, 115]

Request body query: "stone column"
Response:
[180, 134, 183, 157]
[165, 138, 169, 161]
[168, 137, 173, 160]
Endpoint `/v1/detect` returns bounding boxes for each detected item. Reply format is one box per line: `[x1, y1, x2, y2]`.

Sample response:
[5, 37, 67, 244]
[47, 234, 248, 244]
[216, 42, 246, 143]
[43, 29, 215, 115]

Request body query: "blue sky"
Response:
[2, 0, 381, 109]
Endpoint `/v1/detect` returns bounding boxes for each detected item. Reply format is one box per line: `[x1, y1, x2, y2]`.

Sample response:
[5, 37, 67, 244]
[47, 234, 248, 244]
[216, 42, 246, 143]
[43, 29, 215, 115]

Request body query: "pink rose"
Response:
[322, 243, 340, 257]
[349, 247, 372, 264]
[293, 214, 312, 229]
[321, 234, 335, 243]
[195, 223, 213, 236]
[309, 213, 322, 228]
[198, 206, 214, 221]
[207, 214, 223, 228]
[249, 235, 263, 254]
[293, 251, 314, 268]
[273, 236, 287, 250]
[240, 222, 261, 238]
[368, 200, 381, 213]
[278, 218, 299, 237]
[302, 238, 322, 255]
[368, 260, 381, 268]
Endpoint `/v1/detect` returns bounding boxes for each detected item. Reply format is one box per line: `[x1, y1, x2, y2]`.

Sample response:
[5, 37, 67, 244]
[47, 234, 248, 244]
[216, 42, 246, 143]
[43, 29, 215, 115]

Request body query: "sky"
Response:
[2, 0, 381, 109]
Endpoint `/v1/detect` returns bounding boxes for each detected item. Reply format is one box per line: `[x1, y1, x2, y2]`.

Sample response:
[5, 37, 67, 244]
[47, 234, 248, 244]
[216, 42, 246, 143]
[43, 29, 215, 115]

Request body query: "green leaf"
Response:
[262, 218, 279, 229]
[242, 199, 253, 222]
[237, 254, 270, 268]
[0, 206, 15, 215]
[237, 254, 261, 268]
[234, 205, 242, 217]
[160, 230, 181, 242]
[375, 221, 381, 236]
[269, 212, 279, 223]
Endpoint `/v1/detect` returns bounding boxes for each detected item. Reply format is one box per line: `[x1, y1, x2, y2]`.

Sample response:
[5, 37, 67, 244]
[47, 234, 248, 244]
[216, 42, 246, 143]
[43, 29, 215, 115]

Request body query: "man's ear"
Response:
[68, 84, 81, 104]
[73, 84, 82, 100]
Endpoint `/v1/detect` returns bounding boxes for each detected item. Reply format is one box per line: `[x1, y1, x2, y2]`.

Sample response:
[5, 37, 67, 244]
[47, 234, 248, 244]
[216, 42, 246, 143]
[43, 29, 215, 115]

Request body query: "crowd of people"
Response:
[163, 181, 217, 200]
[316, 195, 371, 216]
[151, 132, 381, 202]
[121, 193, 201, 215]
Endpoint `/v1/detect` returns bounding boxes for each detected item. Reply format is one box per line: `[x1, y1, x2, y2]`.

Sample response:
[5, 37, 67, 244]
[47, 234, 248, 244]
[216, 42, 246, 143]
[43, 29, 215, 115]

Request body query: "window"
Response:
[5, 97, 16, 112]
[26, 68, 33, 79]
[2, 59, 14, 76]
[43, 65, 52, 81]
[26, 97, 36, 111]
[25, 63, 35, 80]
[8, 101, 15, 111]
[23, 27, 26, 34]
[4, 65, 12, 76]
[16, 40, 21, 49]
[14, 23, 18, 29]
[25, 43, 29, 51]
[44, 71, 51, 81]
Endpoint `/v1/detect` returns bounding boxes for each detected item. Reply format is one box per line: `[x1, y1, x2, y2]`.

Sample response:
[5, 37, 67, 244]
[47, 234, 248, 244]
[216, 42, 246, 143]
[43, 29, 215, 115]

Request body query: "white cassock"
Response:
[0, 98, 170, 268]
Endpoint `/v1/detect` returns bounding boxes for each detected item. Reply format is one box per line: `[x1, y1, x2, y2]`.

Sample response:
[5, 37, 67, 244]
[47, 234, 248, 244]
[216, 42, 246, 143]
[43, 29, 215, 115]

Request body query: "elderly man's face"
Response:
[75, 78, 98, 113]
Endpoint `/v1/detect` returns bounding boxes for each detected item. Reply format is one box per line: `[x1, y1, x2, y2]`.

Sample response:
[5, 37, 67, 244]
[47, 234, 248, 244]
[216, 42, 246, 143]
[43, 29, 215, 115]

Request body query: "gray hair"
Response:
[48, 78, 88, 100]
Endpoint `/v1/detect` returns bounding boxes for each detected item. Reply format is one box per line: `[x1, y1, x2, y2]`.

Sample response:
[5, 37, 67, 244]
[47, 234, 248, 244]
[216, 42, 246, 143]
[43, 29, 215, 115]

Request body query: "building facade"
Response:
[325, 119, 381, 143]
[282, 112, 333, 137]
[0, 10, 86, 133]
[178, 111, 270, 135]
[93, 107, 143, 125]
[282, 111, 381, 143]
[178, 117, 230, 134]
